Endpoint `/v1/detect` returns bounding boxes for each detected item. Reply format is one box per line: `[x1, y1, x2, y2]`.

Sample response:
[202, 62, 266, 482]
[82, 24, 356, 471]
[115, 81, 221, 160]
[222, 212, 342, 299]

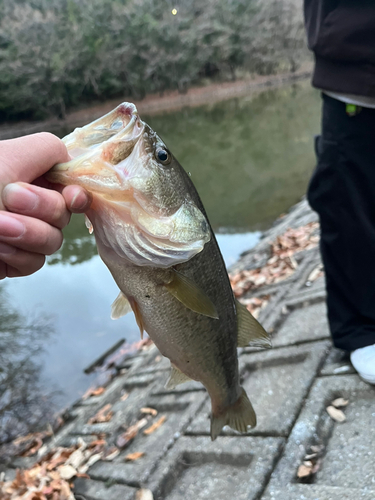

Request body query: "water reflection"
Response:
[0, 285, 57, 444]
[146, 82, 320, 231]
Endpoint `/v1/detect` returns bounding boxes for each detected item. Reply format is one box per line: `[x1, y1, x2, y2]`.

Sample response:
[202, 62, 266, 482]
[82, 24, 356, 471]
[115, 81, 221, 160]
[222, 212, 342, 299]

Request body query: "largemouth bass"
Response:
[48, 103, 270, 440]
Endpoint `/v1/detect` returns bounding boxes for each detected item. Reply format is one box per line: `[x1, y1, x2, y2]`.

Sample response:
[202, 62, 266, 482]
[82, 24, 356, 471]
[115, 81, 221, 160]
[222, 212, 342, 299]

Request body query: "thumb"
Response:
[0, 132, 69, 186]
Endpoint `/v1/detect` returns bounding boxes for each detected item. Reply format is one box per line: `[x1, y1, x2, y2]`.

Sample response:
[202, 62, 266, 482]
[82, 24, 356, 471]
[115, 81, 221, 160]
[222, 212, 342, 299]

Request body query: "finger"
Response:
[0, 243, 45, 278]
[2, 182, 71, 229]
[61, 185, 92, 213]
[0, 133, 69, 185]
[31, 178, 92, 213]
[0, 212, 63, 255]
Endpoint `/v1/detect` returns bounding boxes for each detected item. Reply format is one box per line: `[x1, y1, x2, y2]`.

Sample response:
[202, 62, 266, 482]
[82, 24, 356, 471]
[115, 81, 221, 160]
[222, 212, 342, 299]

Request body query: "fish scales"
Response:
[47, 102, 270, 439]
[101, 230, 239, 408]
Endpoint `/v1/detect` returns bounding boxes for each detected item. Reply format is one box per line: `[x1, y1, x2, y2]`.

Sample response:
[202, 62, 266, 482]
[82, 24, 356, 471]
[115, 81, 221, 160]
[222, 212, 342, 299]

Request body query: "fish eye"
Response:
[156, 147, 171, 165]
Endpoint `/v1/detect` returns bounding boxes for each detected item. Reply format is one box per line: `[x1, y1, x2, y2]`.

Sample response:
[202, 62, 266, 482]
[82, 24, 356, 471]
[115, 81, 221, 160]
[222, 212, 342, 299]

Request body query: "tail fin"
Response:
[210, 387, 256, 441]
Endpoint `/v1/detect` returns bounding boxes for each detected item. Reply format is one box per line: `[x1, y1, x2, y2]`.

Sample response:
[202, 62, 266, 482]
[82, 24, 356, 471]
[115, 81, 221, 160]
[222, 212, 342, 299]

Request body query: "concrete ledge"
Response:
[265, 375, 375, 497]
[147, 436, 284, 500]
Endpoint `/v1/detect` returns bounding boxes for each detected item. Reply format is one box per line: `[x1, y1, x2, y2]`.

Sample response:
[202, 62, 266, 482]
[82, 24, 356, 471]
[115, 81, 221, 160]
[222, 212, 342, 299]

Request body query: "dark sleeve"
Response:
[304, 0, 375, 64]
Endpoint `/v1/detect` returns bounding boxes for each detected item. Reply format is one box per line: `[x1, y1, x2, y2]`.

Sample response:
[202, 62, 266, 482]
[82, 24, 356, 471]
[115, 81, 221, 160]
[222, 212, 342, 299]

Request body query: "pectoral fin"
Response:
[111, 292, 132, 319]
[164, 270, 219, 319]
[165, 364, 192, 390]
[236, 299, 271, 348]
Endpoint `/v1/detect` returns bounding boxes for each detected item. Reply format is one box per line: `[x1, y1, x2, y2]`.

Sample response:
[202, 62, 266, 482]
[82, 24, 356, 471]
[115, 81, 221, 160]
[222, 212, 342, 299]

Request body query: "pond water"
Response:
[0, 81, 321, 439]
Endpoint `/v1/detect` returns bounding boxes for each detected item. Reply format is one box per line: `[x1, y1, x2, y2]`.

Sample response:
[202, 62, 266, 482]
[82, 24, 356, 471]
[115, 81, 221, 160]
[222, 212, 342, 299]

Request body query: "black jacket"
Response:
[304, 0, 375, 97]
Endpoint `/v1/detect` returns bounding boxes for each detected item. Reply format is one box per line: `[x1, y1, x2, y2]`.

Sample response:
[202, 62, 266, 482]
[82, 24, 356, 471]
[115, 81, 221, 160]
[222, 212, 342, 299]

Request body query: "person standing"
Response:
[304, 0, 375, 384]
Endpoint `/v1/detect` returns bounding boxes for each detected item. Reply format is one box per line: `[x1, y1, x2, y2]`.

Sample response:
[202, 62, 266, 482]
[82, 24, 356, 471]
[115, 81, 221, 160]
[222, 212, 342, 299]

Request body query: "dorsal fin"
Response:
[236, 299, 271, 348]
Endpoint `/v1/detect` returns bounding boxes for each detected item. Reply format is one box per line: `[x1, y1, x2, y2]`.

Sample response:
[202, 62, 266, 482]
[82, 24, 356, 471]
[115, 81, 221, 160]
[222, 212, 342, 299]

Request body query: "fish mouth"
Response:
[47, 103, 144, 194]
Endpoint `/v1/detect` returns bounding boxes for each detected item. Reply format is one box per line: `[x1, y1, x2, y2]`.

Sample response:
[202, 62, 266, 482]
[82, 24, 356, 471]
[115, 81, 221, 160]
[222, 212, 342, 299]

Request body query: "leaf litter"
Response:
[297, 444, 325, 480]
[140, 407, 158, 417]
[143, 415, 167, 435]
[230, 223, 320, 299]
[116, 418, 148, 449]
[326, 396, 349, 422]
[87, 404, 113, 425]
[81, 386, 106, 400]
[297, 398, 349, 481]
[326, 406, 346, 422]
[0, 437, 118, 500]
[125, 451, 145, 461]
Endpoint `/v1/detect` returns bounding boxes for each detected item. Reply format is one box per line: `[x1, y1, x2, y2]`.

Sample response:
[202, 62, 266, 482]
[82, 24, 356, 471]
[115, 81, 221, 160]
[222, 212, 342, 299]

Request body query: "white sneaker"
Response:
[350, 344, 375, 385]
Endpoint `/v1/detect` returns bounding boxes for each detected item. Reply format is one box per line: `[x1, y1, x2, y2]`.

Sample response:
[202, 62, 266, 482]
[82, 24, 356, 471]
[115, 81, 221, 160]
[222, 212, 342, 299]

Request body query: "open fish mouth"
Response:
[47, 103, 211, 268]
[48, 103, 144, 193]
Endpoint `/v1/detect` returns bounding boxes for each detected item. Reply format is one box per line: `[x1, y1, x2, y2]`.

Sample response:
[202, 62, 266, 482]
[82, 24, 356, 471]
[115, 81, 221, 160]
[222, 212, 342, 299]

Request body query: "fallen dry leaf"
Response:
[102, 447, 120, 461]
[23, 437, 44, 457]
[116, 418, 148, 449]
[143, 415, 167, 435]
[125, 451, 145, 462]
[305, 264, 324, 286]
[88, 439, 107, 448]
[326, 405, 346, 422]
[88, 404, 113, 424]
[136, 489, 154, 500]
[58, 464, 77, 481]
[297, 463, 312, 478]
[82, 386, 105, 400]
[140, 407, 158, 417]
[65, 449, 86, 470]
[331, 398, 349, 408]
[46, 449, 75, 471]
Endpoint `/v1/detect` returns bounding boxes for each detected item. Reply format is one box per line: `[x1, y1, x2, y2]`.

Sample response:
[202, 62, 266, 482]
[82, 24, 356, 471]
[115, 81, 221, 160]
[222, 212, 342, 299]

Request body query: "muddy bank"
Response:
[0, 69, 312, 141]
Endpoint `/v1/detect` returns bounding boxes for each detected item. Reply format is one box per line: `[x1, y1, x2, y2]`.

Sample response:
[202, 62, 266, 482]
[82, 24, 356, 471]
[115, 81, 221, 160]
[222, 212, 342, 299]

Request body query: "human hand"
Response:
[0, 132, 91, 279]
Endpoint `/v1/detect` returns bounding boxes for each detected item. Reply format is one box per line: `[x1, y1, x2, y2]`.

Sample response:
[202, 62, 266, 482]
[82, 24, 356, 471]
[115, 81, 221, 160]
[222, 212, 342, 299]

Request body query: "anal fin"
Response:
[236, 299, 271, 348]
[165, 363, 192, 390]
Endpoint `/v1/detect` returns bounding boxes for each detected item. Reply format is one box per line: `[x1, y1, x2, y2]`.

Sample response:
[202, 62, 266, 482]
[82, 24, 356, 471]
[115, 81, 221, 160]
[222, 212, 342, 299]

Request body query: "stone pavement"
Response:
[4, 199, 375, 499]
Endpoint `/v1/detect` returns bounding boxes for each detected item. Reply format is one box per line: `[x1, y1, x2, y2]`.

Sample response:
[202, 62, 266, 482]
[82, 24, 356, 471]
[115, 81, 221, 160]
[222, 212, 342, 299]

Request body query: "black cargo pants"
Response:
[308, 93, 375, 351]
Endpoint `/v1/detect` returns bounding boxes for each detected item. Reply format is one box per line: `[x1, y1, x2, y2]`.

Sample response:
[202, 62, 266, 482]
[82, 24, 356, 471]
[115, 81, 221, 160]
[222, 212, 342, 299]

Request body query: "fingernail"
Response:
[0, 214, 25, 238]
[3, 183, 38, 212]
[71, 190, 90, 211]
[0, 242, 16, 255]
